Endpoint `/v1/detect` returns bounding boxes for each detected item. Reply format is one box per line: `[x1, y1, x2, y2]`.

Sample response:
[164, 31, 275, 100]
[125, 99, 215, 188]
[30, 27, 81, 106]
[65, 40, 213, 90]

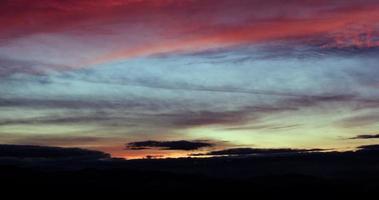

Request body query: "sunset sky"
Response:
[1, 0, 379, 159]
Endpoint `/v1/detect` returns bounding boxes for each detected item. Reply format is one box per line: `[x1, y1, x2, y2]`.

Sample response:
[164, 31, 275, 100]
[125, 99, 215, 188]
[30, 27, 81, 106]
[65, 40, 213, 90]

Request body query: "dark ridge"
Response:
[0, 144, 110, 159]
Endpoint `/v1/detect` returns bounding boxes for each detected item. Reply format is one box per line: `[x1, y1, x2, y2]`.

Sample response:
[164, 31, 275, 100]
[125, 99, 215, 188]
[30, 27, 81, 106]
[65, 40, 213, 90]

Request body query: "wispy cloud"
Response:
[336, 113, 379, 128]
[223, 124, 300, 131]
[0, 57, 75, 77]
[0, 92, 374, 129]
[1, 0, 379, 75]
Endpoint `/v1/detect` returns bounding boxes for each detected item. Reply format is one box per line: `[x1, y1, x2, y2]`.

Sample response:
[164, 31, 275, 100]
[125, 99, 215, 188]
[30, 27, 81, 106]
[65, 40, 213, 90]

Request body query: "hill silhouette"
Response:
[1, 144, 379, 194]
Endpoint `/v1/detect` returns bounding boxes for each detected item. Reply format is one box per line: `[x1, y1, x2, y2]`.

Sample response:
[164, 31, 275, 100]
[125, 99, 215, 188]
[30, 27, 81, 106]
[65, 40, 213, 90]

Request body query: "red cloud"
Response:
[1, 0, 379, 66]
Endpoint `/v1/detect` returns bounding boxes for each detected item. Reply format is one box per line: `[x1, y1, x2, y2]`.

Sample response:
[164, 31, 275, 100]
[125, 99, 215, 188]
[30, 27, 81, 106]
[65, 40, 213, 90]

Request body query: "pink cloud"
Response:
[1, 0, 379, 69]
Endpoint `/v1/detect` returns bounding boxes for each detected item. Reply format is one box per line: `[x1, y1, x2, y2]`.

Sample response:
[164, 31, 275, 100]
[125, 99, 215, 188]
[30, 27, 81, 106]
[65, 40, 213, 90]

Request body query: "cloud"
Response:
[280, 94, 357, 108]
[3, 135, 114, 147]
[350, 134, 379, 139]
[0, 116, 106, 126]
[0, 92, 366, 129]
[0, 58, 43, 77]
[155, 94, 361, 128]
[1, 0, 379, 75]
[336, 113, 379, 128]
[223, 124, 300, 131]
[178, 42, 379, 64]
[0, 97, 174, 111]
[192, 147, 324, 156]
[163, 110, 253, 128]
[126, 140, 214, 151]
[0, 57, 73, 77]
[0, 144, 110, 159]
[356, 144, 379, 152]
[158, 94, 368, 128]
[96, 0, 379, 63]
[61, 71, 362, 98]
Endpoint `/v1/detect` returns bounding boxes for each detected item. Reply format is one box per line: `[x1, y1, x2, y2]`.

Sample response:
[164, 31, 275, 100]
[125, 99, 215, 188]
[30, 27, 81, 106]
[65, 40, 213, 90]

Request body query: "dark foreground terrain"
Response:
[1, 144, 379, 194]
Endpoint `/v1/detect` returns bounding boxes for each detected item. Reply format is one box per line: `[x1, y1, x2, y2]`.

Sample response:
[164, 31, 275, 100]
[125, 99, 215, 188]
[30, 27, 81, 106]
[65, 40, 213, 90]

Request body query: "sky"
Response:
[0, 0, 379, 159]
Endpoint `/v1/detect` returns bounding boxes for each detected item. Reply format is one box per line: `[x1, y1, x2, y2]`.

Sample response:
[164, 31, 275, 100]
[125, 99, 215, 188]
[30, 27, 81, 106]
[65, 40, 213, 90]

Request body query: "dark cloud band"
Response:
[192, 148, 324, 156]
[350, 134, 379, 139]
[126, 140, 214, 151]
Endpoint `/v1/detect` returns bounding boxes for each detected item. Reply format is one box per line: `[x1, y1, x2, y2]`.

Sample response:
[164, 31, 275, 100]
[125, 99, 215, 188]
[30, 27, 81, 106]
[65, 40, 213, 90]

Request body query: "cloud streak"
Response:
[350, 134, 379, 139]
[0, 92, 375, 130]
[192, 147, 324, 156]
[126, 140, 214, 151]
